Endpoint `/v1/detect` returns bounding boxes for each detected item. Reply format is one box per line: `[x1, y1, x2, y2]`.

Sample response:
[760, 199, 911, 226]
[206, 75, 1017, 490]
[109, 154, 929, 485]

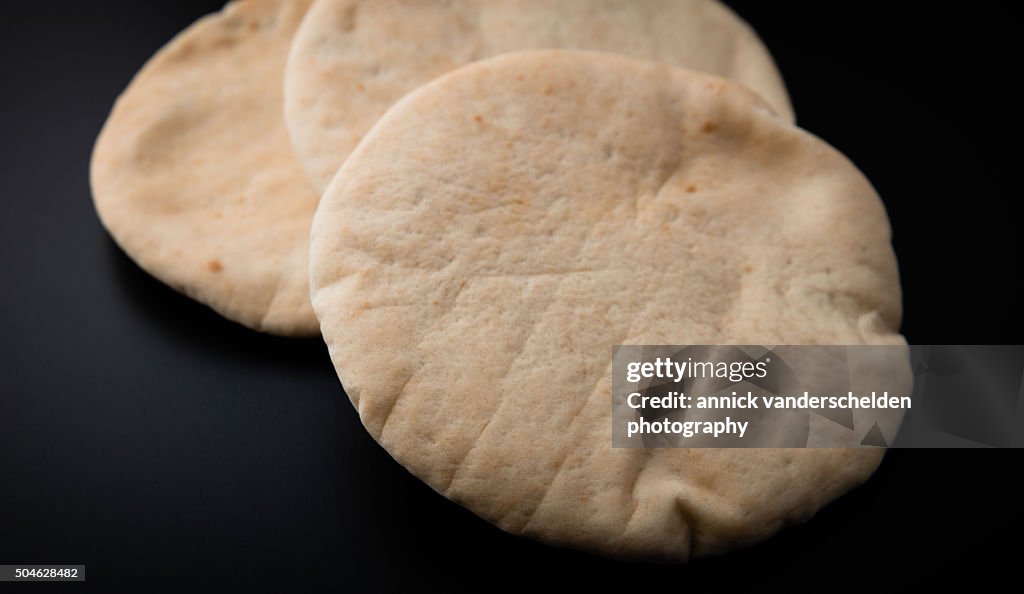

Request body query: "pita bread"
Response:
[286, 0, 794, 191]
[91, 0, 318, 335]
[310, 50, 903, 560]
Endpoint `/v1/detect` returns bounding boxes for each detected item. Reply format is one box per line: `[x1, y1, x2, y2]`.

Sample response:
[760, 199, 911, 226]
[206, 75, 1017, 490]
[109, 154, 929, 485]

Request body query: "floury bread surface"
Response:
[91, 0, 318, 335]
[310, 50, 903, 560]
[285, 0, 794, 191]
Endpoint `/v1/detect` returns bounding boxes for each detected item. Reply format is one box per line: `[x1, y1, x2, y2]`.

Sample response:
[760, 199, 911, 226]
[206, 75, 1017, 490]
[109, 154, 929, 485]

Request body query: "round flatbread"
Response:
[91, 0, 318, 335]
[286, 0, 794, 192]
[310, 50, 903, 560]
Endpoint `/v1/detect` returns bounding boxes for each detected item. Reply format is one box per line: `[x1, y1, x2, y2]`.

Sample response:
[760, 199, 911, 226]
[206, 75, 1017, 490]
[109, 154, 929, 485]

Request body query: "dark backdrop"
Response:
[0, 1, 1020, 590]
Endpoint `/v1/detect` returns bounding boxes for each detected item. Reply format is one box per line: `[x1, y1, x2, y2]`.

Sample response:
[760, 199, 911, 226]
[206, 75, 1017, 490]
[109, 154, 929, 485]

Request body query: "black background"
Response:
[0, 1, 1020, 590]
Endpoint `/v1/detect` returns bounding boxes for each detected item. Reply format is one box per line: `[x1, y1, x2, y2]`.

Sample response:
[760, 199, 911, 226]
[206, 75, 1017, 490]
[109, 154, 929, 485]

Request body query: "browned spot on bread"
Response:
[686, 185, 697, 193]
[207, 259, 223, 273]
[742, 264, 753, 273]
[701, 121, 717, 133]
[338, 2, 358, 32]
[473, 114, 484, 123]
